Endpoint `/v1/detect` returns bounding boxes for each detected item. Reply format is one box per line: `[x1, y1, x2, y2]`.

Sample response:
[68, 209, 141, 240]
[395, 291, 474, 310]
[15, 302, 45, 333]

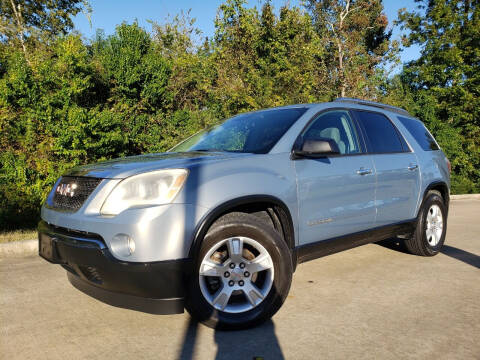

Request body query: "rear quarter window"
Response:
[397, 116, 439, 151]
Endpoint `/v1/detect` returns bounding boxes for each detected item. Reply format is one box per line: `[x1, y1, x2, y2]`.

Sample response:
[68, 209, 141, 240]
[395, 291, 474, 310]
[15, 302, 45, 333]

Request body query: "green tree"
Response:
[259, 2, 329, 104]
[396, 0, 480, 193]
[1, 0, 478, 230]
[99, 23, 171, 110]
[306, 0, 398, 99]
[0, 0, 90, 59]
[151, 11, 214, 112]
[211, 0, 327, 115]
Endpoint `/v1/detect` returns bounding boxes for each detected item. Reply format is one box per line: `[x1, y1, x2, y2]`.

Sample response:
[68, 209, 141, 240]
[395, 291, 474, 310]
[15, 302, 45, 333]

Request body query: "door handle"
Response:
[356, 167, 372, 176]
[408, 163, 418, 171]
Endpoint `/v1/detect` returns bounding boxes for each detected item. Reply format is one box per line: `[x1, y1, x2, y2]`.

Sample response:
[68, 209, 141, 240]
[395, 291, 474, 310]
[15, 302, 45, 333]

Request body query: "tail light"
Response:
[446, 158, 451, 173]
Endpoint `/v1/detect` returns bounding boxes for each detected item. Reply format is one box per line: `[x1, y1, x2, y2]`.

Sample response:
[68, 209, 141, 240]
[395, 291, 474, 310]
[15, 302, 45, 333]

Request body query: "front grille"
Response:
[51, 176, 102, 212]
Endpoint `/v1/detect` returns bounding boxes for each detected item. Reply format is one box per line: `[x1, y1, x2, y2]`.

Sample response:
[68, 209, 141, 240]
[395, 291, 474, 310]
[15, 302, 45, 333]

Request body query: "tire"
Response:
[185, 212, 293, 330]
[405, 190, 447, 256]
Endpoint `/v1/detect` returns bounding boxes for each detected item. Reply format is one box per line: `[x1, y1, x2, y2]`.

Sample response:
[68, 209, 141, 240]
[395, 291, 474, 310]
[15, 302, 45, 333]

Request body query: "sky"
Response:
[73, 0, 421, 68]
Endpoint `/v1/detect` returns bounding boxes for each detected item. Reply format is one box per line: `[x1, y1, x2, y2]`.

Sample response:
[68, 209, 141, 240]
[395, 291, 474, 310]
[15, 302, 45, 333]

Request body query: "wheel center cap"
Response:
[230, 268, 243, 281]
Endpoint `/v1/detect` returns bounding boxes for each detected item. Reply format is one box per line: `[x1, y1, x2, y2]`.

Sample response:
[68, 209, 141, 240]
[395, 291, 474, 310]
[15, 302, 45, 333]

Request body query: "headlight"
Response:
[100, 169, 188, 216]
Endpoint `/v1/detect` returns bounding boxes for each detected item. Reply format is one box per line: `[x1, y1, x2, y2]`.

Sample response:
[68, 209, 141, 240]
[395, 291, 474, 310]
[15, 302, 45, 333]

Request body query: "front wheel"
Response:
[405, 190, 448, 256]
[185, 212, 293, 330]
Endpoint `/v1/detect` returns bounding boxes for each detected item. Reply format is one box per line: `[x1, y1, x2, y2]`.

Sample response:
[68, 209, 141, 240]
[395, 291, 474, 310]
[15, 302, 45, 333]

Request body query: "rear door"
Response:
[295, 109, 376, 246]
[351, 110, 421, 226]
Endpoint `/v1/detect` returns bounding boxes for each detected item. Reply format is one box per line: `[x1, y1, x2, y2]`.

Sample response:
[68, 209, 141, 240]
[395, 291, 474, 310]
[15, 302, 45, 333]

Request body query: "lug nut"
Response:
[239, 263, 245, 269]
[228, 280, 234, 286]
[239, 280, 244, 286]
[224, 271, 230, 278]
[229, 263, 235, 269]
[244, 271, 250, 277]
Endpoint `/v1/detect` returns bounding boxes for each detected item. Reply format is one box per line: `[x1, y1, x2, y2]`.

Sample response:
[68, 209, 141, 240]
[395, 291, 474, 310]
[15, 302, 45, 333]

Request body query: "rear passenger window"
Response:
[353, 111, 405, 153]
[397, 116, 439, 151]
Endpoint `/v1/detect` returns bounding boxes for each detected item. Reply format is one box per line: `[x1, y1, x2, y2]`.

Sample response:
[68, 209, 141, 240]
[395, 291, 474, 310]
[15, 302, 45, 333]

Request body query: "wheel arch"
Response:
[419, 181, 450, 216]
[188, 195, 296, 266]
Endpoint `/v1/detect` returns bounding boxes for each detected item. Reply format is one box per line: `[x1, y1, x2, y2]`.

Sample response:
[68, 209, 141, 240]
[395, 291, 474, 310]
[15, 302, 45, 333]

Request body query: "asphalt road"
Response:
[1, 200, 479, 360]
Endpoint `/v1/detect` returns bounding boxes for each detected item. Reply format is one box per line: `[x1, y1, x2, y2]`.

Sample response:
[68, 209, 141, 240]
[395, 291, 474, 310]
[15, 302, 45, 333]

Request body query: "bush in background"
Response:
[0, 0, 478, 230]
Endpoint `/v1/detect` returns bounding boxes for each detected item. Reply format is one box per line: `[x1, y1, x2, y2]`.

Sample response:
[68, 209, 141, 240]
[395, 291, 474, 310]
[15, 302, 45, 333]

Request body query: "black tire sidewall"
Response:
[418, 193, 447, 255]
[185, 215, 292, 330]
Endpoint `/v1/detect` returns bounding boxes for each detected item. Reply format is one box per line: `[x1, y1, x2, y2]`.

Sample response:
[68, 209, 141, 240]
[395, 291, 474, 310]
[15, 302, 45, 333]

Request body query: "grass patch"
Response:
[0, 230, 37, 243]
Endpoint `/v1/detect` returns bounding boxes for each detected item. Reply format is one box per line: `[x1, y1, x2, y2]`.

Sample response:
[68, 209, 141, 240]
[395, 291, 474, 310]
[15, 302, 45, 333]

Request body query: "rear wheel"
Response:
[185, 212, 292, 330]
[405, 190, 447, 256]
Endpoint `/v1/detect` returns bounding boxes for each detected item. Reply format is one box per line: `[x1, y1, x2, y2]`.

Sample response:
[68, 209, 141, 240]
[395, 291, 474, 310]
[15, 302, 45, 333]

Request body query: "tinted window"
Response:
[353, 111, 405, 153]
[397, 116, 439, 151]
[170, 108, 307, 154]
[302, 110, 361, 154]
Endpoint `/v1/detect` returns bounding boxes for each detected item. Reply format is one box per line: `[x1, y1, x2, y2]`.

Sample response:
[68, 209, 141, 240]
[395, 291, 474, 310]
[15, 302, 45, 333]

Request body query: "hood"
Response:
[66, 151, 250, 179]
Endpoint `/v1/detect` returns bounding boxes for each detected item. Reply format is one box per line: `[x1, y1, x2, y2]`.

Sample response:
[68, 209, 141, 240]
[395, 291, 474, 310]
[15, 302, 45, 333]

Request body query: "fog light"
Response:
[111, 233, 135, 257]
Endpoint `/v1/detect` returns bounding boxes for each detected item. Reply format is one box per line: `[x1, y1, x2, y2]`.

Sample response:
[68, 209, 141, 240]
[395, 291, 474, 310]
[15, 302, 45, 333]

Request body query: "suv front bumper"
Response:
[38, 221, 190, 314]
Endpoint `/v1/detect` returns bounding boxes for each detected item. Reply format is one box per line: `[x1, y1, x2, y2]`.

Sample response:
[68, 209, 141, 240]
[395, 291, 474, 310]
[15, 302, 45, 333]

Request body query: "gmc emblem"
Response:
[56, 183, 78, 197]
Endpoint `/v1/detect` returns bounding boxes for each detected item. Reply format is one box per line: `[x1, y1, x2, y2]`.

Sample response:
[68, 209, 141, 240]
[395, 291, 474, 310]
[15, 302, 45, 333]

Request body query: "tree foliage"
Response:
[0, 0, 478, 229]
[393, 0, 480, 193]
[0, 0, 89, 59]
[306, 0, 399, 98]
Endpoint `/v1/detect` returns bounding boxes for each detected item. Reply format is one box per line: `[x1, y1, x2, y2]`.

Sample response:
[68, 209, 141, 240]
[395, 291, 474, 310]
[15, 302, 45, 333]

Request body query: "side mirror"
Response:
[293, 138, 340, 158]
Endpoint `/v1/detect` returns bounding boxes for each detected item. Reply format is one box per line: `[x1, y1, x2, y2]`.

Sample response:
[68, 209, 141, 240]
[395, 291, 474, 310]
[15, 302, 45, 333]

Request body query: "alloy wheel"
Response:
[198, 236, 274, 313]
[426, 204, 443, 246]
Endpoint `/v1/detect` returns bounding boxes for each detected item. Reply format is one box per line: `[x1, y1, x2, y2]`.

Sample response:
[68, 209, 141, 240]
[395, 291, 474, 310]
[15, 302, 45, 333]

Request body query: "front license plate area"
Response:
[39, 233, 59, 262]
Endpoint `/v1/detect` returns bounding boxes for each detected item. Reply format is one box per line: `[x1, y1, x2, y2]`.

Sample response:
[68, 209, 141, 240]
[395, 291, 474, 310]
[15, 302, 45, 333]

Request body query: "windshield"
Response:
[170, 107, 307, 154]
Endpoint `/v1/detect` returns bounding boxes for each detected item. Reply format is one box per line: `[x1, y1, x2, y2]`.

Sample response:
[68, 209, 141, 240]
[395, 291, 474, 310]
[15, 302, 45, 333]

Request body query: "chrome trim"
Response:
[356, 167, 373, 176]
[38, 221, 106, 249]
[55, 234, 107, 249]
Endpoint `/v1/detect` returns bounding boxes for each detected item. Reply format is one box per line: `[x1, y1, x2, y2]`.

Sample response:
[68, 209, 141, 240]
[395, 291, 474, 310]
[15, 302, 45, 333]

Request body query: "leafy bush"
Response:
[0, 0, 479, 230]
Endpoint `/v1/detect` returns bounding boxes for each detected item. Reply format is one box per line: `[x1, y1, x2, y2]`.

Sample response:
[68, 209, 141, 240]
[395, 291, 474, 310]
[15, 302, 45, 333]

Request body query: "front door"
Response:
[294, 110, 376, 246]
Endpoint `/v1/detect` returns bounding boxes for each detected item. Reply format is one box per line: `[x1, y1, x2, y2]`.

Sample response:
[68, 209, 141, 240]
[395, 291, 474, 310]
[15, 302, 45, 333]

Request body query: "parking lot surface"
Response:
[1, 200, 479, 360]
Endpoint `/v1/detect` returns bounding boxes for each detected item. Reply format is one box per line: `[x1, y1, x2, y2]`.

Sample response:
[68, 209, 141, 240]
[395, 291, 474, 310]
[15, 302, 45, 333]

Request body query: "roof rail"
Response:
[334, 97, 410, 116]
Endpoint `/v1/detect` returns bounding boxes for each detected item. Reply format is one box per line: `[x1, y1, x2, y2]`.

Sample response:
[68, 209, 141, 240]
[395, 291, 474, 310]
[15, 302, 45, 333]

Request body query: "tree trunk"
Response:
[337, 0, 349, 98]
[338, 41, 345, 97]
[9, 0, 29, 62]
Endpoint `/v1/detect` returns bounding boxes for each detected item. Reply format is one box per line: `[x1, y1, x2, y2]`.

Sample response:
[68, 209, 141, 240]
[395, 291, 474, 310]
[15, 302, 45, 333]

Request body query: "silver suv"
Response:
[39, 98, 450, 329]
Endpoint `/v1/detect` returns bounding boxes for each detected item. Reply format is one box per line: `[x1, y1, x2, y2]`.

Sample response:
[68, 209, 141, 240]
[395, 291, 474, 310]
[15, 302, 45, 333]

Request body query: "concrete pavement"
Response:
[1, 200, 479, 360]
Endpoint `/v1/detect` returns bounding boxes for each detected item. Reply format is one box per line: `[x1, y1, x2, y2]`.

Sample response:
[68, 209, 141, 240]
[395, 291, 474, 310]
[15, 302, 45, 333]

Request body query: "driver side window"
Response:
[302, 110, 361, 155]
